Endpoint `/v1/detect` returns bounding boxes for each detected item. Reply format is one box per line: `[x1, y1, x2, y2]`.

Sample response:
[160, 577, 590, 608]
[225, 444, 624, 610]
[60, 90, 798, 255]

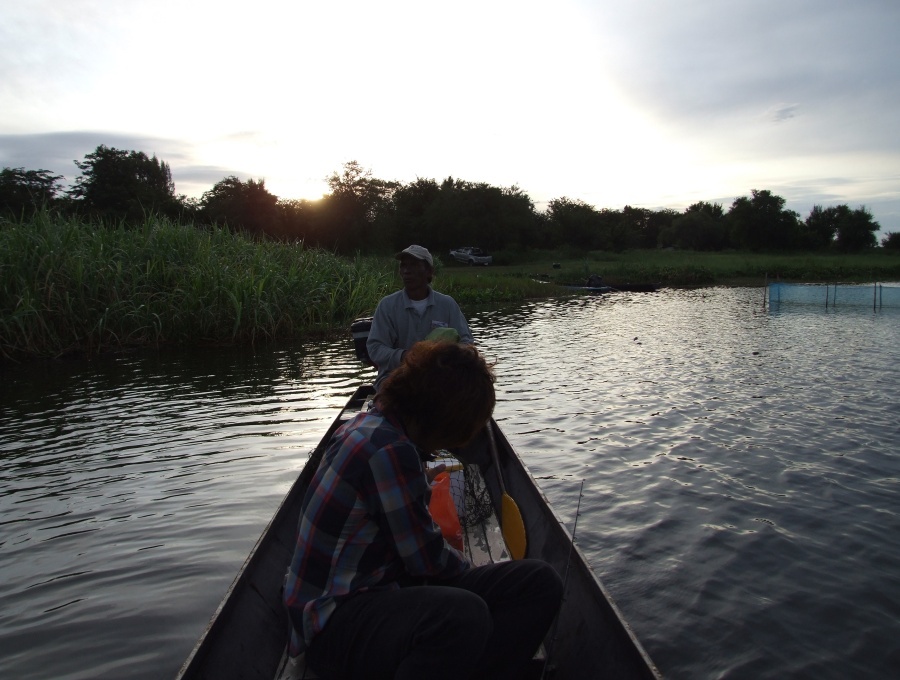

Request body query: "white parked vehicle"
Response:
[449, 247, 493, 266]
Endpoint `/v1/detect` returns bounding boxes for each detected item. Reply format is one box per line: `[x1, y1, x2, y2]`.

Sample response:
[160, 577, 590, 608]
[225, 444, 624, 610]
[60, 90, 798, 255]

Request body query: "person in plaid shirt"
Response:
[284, 341, 562, 680]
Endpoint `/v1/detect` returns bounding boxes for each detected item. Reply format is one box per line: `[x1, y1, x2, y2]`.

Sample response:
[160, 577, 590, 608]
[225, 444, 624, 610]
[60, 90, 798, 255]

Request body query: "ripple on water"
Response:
[0, 341, 373, 679]
[486, 290, 900, 679]
[2, 290, 900, 679]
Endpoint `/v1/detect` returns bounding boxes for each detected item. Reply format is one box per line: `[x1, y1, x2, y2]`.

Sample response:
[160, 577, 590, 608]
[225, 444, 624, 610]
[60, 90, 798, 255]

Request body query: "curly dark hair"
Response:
[376, 341, 495, 450]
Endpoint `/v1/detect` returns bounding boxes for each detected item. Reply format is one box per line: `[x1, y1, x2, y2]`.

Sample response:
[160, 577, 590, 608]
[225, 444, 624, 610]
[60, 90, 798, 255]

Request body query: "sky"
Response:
[2, 0, 898, 238]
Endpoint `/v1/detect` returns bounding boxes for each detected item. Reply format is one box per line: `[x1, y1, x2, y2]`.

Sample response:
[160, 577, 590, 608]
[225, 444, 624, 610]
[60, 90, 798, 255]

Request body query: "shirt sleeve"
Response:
[450, 300, 474, 345]
[366, 297, 405, 373]
[366, 443, 470, 579]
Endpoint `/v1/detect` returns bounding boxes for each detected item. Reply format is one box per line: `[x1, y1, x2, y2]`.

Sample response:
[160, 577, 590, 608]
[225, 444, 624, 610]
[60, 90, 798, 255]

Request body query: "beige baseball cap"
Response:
[395, 244, 433, 267]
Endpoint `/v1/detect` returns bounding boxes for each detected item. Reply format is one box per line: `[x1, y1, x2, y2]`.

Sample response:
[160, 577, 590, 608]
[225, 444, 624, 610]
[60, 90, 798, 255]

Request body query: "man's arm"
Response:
[366, 298, 405, 373]
[450, 302, 474, 345]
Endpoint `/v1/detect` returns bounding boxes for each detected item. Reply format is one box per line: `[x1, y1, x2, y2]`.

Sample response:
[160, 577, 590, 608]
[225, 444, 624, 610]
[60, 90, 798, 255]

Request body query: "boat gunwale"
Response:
[482, 422, 662, 679]
[176, 386, 374, 679]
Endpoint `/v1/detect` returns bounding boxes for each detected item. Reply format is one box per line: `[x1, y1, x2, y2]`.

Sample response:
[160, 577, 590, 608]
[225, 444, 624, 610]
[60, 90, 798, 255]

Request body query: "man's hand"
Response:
[425, 464, 446, 482]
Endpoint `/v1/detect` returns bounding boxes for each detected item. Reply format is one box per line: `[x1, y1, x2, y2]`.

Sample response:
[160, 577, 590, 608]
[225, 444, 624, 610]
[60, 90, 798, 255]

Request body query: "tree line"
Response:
[2, 144, 897, 254]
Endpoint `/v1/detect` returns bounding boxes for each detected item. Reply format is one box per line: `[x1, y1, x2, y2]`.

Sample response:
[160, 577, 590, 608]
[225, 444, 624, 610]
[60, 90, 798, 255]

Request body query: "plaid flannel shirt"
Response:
[284, 407, 470, 655]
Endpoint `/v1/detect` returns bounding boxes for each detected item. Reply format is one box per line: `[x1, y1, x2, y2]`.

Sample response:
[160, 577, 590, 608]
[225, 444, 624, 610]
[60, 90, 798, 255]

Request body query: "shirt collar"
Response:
[371, 405, 430, 464]
[402, 287, 434, 308]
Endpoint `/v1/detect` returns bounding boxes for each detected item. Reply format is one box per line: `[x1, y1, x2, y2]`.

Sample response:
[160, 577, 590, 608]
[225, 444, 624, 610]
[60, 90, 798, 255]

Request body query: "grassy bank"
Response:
[4, 214, 899, 361]
[439, 248, 900, 294]
[0, 213, 394, 360]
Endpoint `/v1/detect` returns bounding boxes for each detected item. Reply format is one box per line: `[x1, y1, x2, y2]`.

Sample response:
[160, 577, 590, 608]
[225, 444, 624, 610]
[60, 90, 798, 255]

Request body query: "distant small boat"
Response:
[176, 386, 661, 680]
[564, 282, 660, 293]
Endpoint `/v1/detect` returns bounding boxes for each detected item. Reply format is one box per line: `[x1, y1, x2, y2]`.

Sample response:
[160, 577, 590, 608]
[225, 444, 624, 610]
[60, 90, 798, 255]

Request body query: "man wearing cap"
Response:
[367, 245, 473, 390]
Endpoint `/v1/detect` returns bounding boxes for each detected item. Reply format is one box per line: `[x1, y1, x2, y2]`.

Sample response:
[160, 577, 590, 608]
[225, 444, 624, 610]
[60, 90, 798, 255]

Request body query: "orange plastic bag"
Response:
[429, 472, 464, 552]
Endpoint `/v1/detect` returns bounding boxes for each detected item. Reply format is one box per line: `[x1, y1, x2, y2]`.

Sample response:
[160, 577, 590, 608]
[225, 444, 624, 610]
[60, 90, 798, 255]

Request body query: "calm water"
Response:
[1, 287, 899, 679]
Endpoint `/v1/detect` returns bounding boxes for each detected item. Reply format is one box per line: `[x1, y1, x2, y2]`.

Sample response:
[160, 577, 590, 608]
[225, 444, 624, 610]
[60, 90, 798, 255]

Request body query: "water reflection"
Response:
[477, 289, 900, 679]
[2, 289, 899, 679]
[0, 343, 373, 680]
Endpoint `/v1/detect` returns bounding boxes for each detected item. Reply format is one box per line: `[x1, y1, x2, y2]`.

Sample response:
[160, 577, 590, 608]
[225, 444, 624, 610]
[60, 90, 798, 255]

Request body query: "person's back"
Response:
[284, 341, 563, 680]
[367, 245, 473, 389]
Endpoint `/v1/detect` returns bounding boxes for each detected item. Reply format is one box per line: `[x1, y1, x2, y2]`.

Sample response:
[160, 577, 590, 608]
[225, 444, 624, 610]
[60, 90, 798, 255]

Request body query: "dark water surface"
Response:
[2, 287, 899, 679]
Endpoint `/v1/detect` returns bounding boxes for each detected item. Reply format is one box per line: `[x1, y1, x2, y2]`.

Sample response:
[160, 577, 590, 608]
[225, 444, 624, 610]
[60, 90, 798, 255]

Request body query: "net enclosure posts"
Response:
[767, 282, 898, 311]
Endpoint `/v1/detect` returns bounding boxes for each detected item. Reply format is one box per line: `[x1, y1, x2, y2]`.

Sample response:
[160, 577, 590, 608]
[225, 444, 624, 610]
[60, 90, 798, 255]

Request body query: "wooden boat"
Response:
[176, 385, 662, 680]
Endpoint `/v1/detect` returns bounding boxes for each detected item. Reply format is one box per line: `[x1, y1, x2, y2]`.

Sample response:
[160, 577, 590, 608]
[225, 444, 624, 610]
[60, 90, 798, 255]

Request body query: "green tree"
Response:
[68, 145, 178, 222]
[595, 209, 625, 251]
[617, 206, 653, 250]
[326, 161, 397, 217]
[0, 167, 64, 217]
[406, 178, 506, 254]
[833, 205, 879, 252]
[278, 198, 319, 242]
[419, 178, 480, 252]
[379, 175, 539, 254]
[547, 198, 602, 249]
[644, 209, 679, 249]
[387, 177, 442, 250]
[319, 161, 398, 253]
[663, 202, 728, 250]
[881, 231, 900, 250]
[802, 205, 838, 250]
[800, 204, 878, 252]
[727, 189, 801, 251]
[199, 176, 280, 235]
[531, 210, 560, 249]
[496, 185, 539, 250]
[429, 179, 505, 252]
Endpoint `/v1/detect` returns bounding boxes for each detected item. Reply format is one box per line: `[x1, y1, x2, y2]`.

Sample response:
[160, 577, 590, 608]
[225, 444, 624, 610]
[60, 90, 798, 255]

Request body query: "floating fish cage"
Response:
[767, 282, 900, 311]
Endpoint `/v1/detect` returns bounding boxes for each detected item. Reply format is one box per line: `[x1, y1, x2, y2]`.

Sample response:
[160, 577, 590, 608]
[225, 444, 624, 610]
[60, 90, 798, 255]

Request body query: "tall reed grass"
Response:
[6, 213, 897, 361]
[0, 212, 394, 360]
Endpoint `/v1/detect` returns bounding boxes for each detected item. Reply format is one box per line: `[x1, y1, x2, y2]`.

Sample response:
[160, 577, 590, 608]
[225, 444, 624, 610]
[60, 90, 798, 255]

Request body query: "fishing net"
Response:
[358, 395, 495, 527]
[431, 450, 494, 528]
[768, 282, 900, 309]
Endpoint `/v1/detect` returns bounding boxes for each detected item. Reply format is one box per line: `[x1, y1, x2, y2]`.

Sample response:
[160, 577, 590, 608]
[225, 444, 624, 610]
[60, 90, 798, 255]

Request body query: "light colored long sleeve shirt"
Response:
[366, 287, 473, 389]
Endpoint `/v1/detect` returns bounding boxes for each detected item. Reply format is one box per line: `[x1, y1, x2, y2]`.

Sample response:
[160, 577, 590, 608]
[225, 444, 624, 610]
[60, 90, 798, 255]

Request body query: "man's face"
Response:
[399, 255, 431, 292]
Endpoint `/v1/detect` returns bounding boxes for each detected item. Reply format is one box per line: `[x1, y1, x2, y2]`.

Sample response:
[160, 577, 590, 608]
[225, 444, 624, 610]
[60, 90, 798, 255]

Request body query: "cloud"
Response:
[589, 1, 900, 151]
[0, 131, 243, 196]
[769, 104, 799, 123]
[1, 1, 898, 237]
[1, 132, 179, 174]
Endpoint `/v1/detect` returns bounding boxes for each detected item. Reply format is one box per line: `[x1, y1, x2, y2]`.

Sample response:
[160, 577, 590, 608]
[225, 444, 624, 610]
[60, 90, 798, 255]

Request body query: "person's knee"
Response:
[517, 560, 564, 614]
[443, 590, 493, 645]
[536, 560, 564, 595]
[519, 559, 563, 592]
[414, 588, 492, 648]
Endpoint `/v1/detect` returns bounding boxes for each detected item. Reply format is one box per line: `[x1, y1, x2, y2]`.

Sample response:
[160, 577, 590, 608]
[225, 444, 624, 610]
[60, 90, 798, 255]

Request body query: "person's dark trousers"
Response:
[305, 559, 563, 680]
